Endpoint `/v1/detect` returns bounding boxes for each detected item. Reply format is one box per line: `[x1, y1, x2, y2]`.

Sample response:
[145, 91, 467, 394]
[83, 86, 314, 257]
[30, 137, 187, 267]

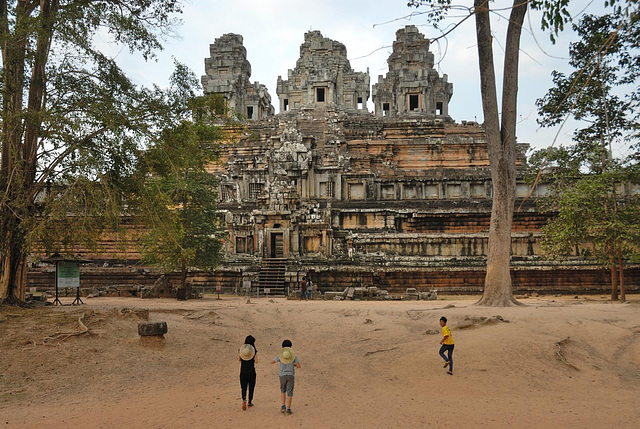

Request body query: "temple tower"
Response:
[372, 25, 453, 118]
[201, 33, 275, 120]
[276, 31, 370, 114]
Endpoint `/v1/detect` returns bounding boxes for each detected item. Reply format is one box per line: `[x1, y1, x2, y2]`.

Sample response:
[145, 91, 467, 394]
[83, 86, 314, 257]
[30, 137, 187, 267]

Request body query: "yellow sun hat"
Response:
[239, 344, 256, 361]
[278, 347, 296, 364]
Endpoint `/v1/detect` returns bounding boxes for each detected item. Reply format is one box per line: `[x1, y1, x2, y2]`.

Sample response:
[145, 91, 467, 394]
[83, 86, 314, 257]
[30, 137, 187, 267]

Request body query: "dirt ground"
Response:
[1, 293, 639, 428]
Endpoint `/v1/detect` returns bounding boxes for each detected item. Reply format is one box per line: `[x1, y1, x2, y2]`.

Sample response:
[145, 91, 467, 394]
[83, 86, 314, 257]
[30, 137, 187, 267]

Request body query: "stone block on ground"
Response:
[138, 321, 168, 337]
[324, 291, 343, 300]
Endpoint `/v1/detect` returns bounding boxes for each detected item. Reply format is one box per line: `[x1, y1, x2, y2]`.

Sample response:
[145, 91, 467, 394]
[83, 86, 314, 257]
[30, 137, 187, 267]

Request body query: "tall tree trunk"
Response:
[180, 262, 187, 289]
[618, 255, 625, 302]
[1, 2, 55, 304]
[609, 253, 618, 300]
[0, 230, 28, 304]
[24, 0, 58, 187]
[475, 0, 527, 306]
[1, 2, 31, 304]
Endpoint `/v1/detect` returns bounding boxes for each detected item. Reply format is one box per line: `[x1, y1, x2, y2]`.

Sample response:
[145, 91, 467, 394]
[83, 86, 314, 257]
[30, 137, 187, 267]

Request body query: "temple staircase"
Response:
[257, 258, 287, 296]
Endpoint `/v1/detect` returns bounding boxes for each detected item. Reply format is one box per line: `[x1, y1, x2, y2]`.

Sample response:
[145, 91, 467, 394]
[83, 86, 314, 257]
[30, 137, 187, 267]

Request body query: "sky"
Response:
[103, 0, 624, 157]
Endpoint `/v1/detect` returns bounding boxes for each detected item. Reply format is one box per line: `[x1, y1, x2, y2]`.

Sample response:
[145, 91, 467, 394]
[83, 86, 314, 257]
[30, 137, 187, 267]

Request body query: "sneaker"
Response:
[447, 371, 453, 375]
[280, 405, 286, 413]
[242, 401, 246, 410]
[285, 409, 292, 415]
[248, 402, 254, 407]
[443, 361, 450, 368]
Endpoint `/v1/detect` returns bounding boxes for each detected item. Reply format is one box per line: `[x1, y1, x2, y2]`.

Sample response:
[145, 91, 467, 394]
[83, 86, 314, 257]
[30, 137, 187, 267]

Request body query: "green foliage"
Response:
[536, 13, 639, 152]
[407, 0, 453, 27]
[1, 2, 193, 260]
[530, 0, 572, 43]
[133, 93, 226, 276]
[538, 169, 640, 265]
[533, 7, 640, 267]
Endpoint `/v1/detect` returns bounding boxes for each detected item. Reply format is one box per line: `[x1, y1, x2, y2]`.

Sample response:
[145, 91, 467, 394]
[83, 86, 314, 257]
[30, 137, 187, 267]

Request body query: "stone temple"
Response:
[26, 26, 639, 296]
[197, 25, 639, 295]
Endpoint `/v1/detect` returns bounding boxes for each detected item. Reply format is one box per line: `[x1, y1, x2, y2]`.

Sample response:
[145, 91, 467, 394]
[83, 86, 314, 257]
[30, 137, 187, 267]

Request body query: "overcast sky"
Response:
[104, 0, 625, 156]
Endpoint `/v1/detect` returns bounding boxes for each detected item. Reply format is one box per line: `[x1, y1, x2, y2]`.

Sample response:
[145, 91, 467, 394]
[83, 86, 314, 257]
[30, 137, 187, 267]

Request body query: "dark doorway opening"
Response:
[409, 94, 419, 111]
[270, 233, 284, 258]
[316, 87, 325, 102]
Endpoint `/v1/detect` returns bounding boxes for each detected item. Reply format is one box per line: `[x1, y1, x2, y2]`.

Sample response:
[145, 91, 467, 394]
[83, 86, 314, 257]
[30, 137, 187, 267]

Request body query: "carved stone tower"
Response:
[201, 33, 275, 120]
[372, 25, 453, 118]
[276, 31, 370, 114]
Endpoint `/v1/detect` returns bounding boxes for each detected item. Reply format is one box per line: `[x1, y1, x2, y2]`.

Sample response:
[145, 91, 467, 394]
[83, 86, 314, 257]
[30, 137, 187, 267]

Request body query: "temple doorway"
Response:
[270, 232, 284, 258]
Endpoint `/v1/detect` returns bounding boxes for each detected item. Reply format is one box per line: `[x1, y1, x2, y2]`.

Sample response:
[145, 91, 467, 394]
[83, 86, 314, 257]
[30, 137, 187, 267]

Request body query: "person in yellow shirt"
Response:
[439, 316, 454, 375]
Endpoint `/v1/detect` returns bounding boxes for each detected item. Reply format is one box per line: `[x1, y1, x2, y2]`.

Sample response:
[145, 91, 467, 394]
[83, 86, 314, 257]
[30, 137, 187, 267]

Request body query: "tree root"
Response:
[21, 313, 89, 351]
[475, 295, 523, 307]
[0, 296, 32, 308]
[555, 337, 579, 370]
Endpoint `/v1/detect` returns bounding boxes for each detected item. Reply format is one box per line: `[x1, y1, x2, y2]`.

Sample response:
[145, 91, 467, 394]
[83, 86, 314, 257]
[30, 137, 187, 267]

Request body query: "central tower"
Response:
[276, 31, 370, 114]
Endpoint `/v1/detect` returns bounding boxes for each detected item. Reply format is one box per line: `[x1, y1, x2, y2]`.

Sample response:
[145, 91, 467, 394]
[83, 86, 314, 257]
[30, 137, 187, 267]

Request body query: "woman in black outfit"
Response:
[239, 335, 258, 410]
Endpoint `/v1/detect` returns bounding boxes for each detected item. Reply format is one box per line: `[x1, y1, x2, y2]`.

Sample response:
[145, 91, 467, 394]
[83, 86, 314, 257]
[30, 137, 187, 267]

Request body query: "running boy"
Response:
[270, 339, 301, 415]
[439, 316, 454, 375]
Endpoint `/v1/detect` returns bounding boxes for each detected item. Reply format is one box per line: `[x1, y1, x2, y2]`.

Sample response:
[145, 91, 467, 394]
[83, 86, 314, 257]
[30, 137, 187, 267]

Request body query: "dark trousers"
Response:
[439, 344, 455, 371]
[240, 372, 256, 402]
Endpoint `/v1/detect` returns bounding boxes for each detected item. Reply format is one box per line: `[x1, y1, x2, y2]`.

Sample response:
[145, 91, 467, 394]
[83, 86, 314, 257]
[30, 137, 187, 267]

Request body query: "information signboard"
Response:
[57, 262, 80, 288]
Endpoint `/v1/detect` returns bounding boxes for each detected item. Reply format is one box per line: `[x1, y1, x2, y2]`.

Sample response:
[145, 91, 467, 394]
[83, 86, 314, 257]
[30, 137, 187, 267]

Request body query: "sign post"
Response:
[57, 261, 83, 305]
[42, 253, 90, 306]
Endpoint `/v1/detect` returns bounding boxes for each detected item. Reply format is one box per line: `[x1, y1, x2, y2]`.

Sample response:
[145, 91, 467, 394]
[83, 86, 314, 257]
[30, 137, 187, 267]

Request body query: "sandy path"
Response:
[1, 295, 639, 428]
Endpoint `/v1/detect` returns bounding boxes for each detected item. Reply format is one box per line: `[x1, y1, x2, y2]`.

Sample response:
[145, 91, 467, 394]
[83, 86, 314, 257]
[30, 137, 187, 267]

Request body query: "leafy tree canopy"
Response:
[0, 1, 203, 303]
[133, 92, 227, 283]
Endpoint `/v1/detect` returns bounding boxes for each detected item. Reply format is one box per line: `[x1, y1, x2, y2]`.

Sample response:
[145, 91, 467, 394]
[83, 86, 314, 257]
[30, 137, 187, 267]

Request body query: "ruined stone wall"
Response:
[314, 265, 640, 295]
[213, 112, 542, 263]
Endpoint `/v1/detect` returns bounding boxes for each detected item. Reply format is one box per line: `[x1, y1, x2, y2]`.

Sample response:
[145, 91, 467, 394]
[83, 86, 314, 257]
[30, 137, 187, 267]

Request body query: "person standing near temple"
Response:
[439, 317, 454, 375]
[239, 335, 258, 409]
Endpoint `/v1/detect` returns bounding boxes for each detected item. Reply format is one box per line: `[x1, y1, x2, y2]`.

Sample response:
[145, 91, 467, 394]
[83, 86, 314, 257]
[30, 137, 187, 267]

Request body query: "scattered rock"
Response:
[138, 321, 167, 337]
[424, 329, 439, 335]
[141, 275, 175, 299]
[364, 318, 372, 324]
[419, 289, 438, 300]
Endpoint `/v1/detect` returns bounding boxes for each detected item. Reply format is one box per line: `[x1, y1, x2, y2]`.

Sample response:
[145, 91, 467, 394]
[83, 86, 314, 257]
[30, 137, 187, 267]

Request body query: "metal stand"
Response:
[71, 287, 84, 305]
[53, 283, 63, 306]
